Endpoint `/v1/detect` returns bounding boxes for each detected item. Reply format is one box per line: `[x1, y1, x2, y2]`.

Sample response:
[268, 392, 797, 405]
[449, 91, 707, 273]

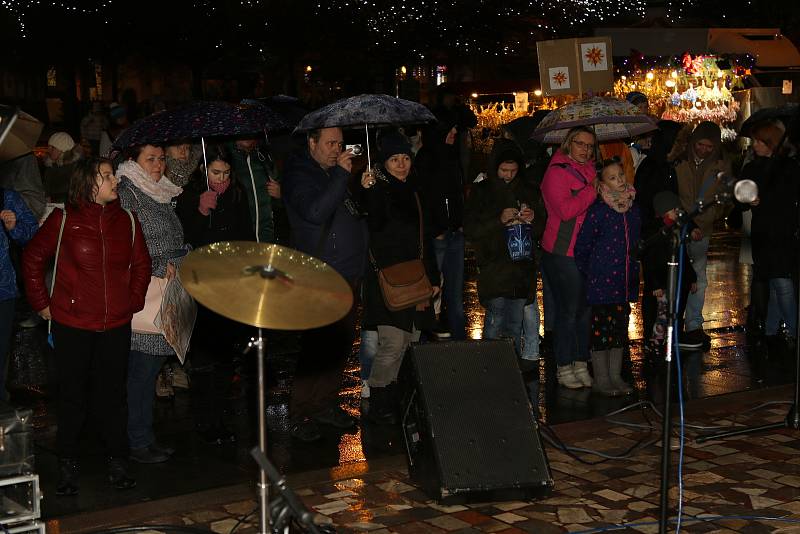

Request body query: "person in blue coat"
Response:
[574, 157, 641, 397]
[0, 188, 39, 400]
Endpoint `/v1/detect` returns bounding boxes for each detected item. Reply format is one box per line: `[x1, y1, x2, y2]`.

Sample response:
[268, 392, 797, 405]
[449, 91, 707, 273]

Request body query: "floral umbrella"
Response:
[113, 100, 290, 149]
[531, 96, 657, 144]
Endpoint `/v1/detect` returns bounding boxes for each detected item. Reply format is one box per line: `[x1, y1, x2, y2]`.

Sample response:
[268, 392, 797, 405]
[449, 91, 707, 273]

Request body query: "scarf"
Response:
[599, 182, 636, 213]
[209, 179, 231, 195]
[118, 159, 183, 204]
[165, 145, 202, 187]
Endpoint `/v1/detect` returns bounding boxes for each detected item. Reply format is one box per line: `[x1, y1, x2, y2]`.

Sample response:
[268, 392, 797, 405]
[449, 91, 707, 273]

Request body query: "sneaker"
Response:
[108, 458, 136, 490]
[573, 361, 593, 388]
[557, 365, 583, 389]
[360, 380, 371, 399]
[130, 445, 170, 464]
[289, 417, 322, 442]
[312, 406, 357, 429]
[56, 458, 79, 496]
[678, 329, 704, 350]
[151, 441, 175, 456]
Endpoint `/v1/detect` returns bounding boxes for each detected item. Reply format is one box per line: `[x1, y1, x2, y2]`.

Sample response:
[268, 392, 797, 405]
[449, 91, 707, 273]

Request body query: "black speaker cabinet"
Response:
[401, 339, 554, 504]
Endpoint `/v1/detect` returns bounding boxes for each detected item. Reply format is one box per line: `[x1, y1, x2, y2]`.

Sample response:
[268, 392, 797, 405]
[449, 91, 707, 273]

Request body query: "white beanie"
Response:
[48, 132, 76, 153]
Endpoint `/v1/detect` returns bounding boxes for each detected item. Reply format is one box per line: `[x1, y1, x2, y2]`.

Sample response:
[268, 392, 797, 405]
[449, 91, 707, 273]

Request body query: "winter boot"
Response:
[56, 457, 79, 496]
[367, 386, 397, 425]
[590, 350, 619, 397]
[108, 457, 136, 490]
[556, 365, 583, 389]
[608, 347, 634, 394]
[572, 360, 593, 388]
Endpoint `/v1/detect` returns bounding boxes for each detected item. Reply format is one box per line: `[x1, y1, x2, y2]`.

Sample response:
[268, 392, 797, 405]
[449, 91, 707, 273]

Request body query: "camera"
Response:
[345, 144, 363, 156]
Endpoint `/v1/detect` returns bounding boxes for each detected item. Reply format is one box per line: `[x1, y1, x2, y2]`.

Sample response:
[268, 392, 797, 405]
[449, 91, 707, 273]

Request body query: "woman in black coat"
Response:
[362, 131, 440, 424]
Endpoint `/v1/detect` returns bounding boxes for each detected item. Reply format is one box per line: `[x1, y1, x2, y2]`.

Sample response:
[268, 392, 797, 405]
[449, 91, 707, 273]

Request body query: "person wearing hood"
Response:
[43, 132, 83, 204]
[674, 121, 732, 349]
[464, 138, 544, 368]
[415, 119, 467, 340]
[540, 126, 598, 389]
[361, 131, 440, 424]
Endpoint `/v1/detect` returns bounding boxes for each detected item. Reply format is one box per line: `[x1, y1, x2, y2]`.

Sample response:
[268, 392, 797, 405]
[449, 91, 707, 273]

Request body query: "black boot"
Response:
[56, 458, 79, 496]
[108, 457, 136, 490]
[367, 387, 397, 425]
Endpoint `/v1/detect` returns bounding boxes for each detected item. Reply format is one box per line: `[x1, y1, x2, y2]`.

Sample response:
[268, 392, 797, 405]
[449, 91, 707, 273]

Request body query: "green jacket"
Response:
[227, 142, 275, 243]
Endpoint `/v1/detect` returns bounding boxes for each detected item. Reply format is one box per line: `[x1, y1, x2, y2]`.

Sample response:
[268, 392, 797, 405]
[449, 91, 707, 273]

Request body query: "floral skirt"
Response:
[590, 303, 631, 351]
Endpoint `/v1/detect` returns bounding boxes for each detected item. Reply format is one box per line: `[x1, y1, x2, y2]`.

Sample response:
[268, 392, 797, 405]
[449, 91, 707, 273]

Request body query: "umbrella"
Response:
[739, 103, 799, 137]
[0, 106, 44, 162]
[238, 99, 293, 133]
[532, 96, 657, 144]
[255, 95, 308, 127]
[112, 100, 290, 149]
[295, 94, 436, 170]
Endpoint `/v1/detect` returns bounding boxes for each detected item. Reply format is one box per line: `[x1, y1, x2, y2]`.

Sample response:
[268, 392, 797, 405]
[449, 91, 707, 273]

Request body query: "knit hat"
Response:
[690, 121, 721, 146]
[379, 131, 413, 163]
[48, 132, 76, 153]
[626, 91, 648, 106]
[653, 191, 682, 217]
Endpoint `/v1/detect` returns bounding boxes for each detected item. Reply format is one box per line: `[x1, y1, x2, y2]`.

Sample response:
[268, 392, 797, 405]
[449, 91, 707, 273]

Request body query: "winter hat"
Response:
[690, 121, 721, 147]
[48, 132, 76, 153]
[379, 131, 413, 163]
[626, 91, 648, 106]
[109, 102, 126, 120]
[653, 190, 682, 217]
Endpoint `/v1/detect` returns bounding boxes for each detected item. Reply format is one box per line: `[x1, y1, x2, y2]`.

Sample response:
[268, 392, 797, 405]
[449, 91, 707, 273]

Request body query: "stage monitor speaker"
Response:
[401, 339, 554, 504]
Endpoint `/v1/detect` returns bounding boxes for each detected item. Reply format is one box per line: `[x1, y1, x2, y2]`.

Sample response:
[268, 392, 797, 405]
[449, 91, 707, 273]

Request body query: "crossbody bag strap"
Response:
[48, 208, 67, 337]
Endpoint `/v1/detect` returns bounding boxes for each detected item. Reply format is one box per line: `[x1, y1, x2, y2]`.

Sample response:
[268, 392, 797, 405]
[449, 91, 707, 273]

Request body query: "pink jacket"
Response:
[540, 151, 598, 257]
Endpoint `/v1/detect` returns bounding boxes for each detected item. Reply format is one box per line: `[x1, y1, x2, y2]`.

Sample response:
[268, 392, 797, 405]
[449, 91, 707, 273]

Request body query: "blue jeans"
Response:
[540, 264, 556, 332]
[522, 297, 540, 360]
[0, 298, 15, 401]
[685, 237, 709, 332]
[127, 350, 167, 449]
[359, 329, 378, 380]
[540, 252, 590, 367]
[766, 278, 797, 336]
[432, 230, 466, 340]
[483, 297, 526, 355]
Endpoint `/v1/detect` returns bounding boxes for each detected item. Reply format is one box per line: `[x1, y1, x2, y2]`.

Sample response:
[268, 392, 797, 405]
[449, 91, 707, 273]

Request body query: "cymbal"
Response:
[180, 241, 353, 330]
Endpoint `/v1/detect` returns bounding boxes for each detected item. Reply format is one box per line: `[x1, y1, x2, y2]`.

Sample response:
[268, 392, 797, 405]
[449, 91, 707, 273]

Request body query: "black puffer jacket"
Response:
[362, 168, 439, 332]
[464, 139, 545, 303]
[415, 125, 464, 238]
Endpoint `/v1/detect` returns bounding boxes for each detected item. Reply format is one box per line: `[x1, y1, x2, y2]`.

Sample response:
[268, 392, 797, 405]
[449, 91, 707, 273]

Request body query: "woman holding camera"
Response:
[361, 131, 440, 424]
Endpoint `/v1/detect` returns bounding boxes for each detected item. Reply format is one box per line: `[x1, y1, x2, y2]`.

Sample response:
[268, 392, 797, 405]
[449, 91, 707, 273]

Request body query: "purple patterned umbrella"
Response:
[532, 97, 657, 143]
[294, 94, 435, 132]
[113, 101, 290, 149]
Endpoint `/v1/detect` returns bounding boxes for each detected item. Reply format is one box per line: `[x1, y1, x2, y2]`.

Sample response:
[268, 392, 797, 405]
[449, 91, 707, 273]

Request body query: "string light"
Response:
[1, 0, 112, 37]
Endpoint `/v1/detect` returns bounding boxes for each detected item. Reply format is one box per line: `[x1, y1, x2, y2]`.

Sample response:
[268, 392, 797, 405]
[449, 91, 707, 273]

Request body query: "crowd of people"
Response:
[0, 92, 796, 498]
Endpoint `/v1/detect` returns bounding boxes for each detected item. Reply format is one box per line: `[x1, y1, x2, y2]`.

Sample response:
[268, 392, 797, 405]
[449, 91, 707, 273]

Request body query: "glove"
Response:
[198, 190, 218, 216]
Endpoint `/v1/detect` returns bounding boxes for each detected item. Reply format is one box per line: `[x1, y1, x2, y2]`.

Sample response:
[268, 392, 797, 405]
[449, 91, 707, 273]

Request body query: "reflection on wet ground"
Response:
[10, 228, 794, 520]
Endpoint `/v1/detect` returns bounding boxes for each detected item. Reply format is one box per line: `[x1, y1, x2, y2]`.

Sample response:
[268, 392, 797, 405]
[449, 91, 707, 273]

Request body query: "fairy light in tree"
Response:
[1, 0, 113, 37]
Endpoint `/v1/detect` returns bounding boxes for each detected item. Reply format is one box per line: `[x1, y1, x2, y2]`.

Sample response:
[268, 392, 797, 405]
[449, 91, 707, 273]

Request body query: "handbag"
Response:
[371, 193, 433, 312]
[131, 276, 167, 334]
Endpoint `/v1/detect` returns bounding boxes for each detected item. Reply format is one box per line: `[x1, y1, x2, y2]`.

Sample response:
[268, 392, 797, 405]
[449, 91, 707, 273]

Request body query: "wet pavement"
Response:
[7, 227, 796, 522]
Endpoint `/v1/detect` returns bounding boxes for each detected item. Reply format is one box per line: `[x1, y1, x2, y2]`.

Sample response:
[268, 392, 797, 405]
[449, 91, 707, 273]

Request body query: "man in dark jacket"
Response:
[282, 126, 368, 442]
[465, 139, 545, 367]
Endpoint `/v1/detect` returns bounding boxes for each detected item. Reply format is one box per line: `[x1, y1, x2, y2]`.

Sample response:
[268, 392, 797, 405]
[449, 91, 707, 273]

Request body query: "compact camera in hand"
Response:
[345, 144, 363, 155]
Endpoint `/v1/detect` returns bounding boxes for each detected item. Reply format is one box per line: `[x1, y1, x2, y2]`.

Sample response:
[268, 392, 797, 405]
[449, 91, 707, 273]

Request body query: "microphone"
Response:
[716, 172, 759, 204]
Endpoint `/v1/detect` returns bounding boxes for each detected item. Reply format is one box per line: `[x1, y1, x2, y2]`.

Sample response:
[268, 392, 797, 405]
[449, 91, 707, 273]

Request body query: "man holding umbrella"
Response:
[282, 126, 368, 442]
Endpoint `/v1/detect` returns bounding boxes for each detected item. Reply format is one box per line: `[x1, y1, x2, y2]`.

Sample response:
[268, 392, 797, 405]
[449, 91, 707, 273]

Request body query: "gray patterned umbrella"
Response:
[294, 94, 435, 132]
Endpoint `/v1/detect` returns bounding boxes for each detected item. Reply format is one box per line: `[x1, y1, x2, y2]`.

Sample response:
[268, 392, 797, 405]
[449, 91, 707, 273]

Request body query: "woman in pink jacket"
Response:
[540, 126, 599, 389]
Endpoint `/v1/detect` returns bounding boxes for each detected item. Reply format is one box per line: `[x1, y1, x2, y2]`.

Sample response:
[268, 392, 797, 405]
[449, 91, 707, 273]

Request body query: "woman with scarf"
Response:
[361, 131, 440, 424]
[574, 158, 641, 396]
[540, 126, 599, 389]
[117, 144, 187, 464]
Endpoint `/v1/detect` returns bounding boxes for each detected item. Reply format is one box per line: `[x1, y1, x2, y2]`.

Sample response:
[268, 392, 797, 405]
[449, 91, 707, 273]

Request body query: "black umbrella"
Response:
[113, 101, 290, 149]
[740, 103, 799, 137]
[295, 94, 435, 170]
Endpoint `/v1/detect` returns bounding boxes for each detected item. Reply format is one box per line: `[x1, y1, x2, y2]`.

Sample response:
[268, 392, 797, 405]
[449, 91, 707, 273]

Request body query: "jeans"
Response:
[128, 350, 167, 450]
[483, 297, 525, 355]
[0, 298, 15, 400]
[766, 278, 797, 336]
[540, 252, 590, 367]
[521, 297, 541, 360]
[685, 237, 709, 332]
[359, 329, 378, 380]
[432, 230, 466, 340]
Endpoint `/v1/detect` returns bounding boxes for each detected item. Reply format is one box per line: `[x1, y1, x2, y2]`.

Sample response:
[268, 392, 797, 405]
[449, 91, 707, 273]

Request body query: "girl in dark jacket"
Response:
[23, 157, 152, 495]
[362, 131, 440, 424]
[574, 158, 641, 396]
